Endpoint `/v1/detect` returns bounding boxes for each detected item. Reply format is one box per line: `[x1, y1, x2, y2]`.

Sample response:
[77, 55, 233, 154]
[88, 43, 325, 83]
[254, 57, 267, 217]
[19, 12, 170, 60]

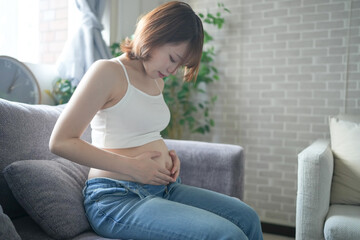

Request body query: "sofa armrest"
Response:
[296, 139, 333, 240]
[165, 139, 244, 200]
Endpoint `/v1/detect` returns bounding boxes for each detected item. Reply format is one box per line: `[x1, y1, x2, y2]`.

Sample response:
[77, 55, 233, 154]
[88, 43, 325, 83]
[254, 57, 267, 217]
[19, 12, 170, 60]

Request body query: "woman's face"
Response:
[143, 42, 189, 79]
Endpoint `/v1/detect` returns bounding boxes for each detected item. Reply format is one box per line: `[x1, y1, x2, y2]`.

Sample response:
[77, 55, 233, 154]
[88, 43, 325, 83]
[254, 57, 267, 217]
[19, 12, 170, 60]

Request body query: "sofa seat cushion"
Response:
[3, 158, 91, 240]
[324, 204, 360, 240]
[72, 231, 120, 240]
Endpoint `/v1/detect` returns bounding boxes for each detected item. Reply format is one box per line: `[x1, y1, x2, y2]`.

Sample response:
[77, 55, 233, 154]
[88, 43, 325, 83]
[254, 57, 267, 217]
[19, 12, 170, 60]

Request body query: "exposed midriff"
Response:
[87, 139, 172, 181]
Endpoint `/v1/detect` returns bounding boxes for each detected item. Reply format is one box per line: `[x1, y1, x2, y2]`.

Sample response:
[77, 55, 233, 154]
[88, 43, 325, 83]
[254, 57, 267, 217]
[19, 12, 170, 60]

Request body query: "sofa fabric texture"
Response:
[324, 204, 360, 240]
[0, 101, 66, 219]
[3, 158, 91, 239]
[165, 139, 244, 200]
[0, 98, 244, 240]
[296, 139, 334, 240]
[0, 204, 21, 240]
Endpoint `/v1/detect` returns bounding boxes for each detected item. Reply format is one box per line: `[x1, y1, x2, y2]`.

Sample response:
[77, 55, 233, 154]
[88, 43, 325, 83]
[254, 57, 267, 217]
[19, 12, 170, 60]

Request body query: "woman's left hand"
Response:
[169, 150, 180, 182]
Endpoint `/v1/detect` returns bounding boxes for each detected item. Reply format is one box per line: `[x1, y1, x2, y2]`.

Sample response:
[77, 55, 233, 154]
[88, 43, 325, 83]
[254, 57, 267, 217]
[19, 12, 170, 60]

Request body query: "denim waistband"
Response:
[83, 177, 169, 199]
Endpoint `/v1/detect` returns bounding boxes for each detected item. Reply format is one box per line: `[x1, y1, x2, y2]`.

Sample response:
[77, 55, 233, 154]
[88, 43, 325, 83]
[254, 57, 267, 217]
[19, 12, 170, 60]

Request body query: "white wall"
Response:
[188, 0, 360, 227]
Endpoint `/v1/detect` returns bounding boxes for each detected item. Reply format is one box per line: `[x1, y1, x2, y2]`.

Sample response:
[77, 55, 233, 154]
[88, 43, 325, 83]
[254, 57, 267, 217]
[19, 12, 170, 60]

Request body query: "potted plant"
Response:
[45, 78, 76, 105]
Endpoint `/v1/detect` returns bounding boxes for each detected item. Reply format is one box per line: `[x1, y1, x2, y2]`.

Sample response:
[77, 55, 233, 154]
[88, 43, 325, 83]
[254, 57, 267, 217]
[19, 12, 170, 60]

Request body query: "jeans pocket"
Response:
[89, 186, 129, 202]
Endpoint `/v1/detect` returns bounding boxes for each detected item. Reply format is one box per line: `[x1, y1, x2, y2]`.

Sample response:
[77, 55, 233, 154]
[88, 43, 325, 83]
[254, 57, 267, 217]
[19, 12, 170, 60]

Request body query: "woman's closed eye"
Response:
[170, 55, 176, 63]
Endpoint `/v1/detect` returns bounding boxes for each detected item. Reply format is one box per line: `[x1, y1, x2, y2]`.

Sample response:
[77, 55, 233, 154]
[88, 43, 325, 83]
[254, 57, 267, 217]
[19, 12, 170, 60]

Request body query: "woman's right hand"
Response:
[131, 151, 173, 185]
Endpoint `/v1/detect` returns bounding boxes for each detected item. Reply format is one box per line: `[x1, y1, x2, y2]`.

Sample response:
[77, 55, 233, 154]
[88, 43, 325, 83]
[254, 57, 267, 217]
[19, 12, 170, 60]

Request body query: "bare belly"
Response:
[87, 139, 173, 181]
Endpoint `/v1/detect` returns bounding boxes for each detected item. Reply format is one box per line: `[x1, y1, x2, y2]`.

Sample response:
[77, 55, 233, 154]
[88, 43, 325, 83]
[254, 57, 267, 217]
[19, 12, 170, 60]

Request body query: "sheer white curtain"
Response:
[57, 0, 112, 86]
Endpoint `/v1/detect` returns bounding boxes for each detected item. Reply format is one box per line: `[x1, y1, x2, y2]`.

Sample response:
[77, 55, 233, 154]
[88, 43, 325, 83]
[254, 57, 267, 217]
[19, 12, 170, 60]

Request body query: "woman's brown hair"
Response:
[121, 1, 204, 82]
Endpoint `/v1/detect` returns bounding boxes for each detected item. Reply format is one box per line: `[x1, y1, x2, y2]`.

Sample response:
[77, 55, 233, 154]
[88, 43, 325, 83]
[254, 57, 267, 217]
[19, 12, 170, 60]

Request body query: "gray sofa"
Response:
[0, 98, 244, 240]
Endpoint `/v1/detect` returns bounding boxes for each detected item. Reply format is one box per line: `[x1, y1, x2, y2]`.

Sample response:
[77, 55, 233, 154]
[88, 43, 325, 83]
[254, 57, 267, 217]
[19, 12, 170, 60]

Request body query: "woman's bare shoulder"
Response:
[65, 58, 127, 111]
[90, 58, 124, 76]
[82, 58, 128, 89]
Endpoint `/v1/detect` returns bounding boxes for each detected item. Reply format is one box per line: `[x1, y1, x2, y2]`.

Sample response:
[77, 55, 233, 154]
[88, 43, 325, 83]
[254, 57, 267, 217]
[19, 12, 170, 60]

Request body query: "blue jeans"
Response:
[83, 177, 263, 240]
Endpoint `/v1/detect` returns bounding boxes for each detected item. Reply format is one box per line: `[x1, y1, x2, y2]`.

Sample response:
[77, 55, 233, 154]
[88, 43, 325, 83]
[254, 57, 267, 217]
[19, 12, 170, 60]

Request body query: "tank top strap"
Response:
[116, 59, 131, 85]
[154, 79, 162, 93]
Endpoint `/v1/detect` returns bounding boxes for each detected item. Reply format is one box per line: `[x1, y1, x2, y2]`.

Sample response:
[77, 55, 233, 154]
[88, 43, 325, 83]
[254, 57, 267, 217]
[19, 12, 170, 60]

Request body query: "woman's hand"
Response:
[131, 151, 173, 185]
[169, 150, 180, 182]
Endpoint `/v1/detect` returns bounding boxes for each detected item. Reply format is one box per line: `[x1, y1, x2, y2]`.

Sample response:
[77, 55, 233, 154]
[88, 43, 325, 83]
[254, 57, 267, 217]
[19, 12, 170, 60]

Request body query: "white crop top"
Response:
[90, 59, 171, 149]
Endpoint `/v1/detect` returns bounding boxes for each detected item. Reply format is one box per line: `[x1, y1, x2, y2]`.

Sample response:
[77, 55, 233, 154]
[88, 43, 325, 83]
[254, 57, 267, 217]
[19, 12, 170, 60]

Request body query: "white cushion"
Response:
[330, 115, 360, 204]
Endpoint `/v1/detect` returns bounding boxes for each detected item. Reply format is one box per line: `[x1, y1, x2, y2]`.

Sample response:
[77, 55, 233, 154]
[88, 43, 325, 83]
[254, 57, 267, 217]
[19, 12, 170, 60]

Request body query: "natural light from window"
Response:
[0, 0, 40, 63]
[0, 0, 73, 65]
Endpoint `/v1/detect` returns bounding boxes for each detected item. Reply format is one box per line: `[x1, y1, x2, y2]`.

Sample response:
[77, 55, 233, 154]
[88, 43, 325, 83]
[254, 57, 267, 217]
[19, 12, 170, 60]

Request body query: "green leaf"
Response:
[186, 116, 196, 123]
[203, 31, 213, 44]
[211, 95, 218, 103]
[193, 127, 205, 134]
[211, 66, 218, 73]
[205, 109, 209, 117]
[196, 88, 206, 94]
[205, 125, 210, 132]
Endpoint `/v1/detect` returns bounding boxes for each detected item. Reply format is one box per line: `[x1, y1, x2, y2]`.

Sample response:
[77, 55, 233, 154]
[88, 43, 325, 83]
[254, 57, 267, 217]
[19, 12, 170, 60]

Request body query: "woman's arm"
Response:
[49, 60, 173, 185]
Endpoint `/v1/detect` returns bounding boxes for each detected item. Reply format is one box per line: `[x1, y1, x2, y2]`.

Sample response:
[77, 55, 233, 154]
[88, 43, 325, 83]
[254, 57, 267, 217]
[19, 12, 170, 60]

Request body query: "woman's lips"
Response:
[158, 72, 166, 78]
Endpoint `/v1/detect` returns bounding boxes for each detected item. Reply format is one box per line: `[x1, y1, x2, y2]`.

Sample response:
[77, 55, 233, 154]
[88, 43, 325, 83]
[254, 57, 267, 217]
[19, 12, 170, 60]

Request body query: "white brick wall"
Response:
[188, 0, 360, 227]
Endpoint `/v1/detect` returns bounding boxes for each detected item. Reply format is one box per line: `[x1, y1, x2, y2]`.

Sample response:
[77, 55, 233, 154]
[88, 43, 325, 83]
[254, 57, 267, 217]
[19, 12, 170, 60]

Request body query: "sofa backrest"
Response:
[0, 99, 91, 218]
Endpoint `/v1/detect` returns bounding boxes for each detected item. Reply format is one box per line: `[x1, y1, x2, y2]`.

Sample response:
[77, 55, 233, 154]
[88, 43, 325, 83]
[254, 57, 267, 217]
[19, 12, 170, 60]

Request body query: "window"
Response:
[0, 0, 70, 64]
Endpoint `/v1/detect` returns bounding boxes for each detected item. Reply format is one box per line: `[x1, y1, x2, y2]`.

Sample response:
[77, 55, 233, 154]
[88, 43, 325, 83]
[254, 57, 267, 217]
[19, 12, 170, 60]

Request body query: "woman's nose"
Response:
[167, 64, 178, 75]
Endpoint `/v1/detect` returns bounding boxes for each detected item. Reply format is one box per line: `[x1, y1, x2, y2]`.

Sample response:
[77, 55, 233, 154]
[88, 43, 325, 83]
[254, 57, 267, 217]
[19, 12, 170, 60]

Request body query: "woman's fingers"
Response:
[169, 150, 180, 181]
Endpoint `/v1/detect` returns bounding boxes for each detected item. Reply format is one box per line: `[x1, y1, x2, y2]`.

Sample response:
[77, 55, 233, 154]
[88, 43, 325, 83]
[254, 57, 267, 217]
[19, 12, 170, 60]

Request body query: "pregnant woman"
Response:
[50, 1, 263, 239]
